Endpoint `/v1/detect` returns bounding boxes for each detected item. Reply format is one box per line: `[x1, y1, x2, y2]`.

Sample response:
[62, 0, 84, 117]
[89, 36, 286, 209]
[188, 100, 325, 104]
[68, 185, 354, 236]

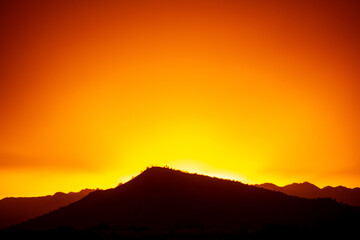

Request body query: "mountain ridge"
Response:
[256, 182, 360, 206]
[2, 168, 360, 232]
[12, 167, 359, 231]
[0, 189, 94, 229]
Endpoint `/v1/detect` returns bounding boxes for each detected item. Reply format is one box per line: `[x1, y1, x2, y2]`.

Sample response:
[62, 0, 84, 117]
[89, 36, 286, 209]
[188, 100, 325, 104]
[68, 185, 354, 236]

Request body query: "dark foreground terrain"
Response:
[1, 167, 359, 239]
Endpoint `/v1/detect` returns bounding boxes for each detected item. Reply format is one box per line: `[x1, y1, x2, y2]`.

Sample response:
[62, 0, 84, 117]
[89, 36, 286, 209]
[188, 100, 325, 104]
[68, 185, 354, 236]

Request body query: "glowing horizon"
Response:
[1, 0, 360, 198]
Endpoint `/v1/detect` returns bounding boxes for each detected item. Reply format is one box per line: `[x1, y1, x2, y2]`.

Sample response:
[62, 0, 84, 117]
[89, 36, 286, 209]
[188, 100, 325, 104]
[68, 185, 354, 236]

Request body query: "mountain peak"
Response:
[120, 166, 187, 187]
[125, 166, 231, 192]
[302, 181, 320, 188]
[284, 182, 320, 191]
[141, 166, 177, 175]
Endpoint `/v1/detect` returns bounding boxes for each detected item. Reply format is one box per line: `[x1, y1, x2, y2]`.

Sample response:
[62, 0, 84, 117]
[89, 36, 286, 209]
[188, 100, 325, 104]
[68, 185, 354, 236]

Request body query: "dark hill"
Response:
[256, 182, 360, 206]
[0, 189, 93, 229]
[10, 167, 359, 237]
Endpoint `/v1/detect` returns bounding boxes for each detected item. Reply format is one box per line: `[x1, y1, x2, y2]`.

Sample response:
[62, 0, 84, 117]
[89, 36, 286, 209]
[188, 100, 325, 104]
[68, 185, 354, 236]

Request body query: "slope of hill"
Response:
[5, 167, 358, 240]
[0, 189, 93, 229]
[256, 182, 360, 206]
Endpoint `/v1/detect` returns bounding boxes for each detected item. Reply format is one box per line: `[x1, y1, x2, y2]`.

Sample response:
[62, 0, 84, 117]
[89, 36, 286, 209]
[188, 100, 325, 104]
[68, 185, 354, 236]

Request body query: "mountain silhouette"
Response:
[256, 182, 360, 206]
[0, 189, 93, 229]
[4, 167, 358, 239]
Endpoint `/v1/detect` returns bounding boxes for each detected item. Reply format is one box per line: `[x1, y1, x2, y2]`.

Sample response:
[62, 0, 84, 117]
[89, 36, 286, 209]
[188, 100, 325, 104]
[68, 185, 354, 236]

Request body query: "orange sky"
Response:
[0, 0, 360, 198]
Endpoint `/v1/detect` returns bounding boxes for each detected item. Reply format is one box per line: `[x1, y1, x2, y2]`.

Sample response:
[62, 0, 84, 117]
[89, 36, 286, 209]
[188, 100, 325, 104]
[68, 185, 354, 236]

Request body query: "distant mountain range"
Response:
[255, 182, 360, 206]
[0, 189, 93, 229]
[3, 167, 358, 239]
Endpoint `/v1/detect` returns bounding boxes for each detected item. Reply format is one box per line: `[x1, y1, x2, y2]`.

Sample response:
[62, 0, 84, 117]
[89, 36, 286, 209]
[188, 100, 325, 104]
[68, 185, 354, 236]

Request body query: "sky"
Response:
[0, 0, 359, 198]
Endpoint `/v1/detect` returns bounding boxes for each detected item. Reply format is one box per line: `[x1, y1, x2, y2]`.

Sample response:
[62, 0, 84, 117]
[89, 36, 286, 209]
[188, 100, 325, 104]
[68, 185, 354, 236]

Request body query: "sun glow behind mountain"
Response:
[0, 0, 359, 198]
